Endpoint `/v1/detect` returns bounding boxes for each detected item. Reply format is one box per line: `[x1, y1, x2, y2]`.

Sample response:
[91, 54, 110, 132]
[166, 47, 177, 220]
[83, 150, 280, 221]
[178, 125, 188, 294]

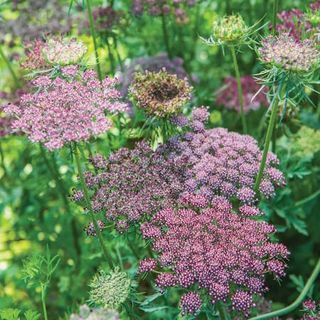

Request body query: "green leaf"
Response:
[24, 311, 40, 320]
[0, 309, 21, 320]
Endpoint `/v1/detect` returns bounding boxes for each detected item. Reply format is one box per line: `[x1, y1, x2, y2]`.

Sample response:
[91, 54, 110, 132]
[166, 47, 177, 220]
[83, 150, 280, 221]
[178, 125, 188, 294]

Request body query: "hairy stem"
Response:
[41, 285, 48, 320]
[85, 0, 102, 81]
[230, 45, 247, 133]
[0, 45, 20, 87]
[216, 302, 230, 320]
[254, 84, 283, 193]
[250, 257, 320, 319]
[73, 143, 113, 268]
[161, 13, 172, 59]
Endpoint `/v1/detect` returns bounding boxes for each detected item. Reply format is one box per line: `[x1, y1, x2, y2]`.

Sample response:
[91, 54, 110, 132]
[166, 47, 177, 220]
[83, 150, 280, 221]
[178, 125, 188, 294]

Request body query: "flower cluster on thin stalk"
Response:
[300, 299, 320, 320]
[71, 141, 182, 233]
[131, 0, 200, 24]
[257, 33, 319, 105]
[216, 75, 268, 113]
[89, 268, 131, 310]
[70, 304, 120, 320]
[4, 68, 128, 150]
[139, 202, 289, 317]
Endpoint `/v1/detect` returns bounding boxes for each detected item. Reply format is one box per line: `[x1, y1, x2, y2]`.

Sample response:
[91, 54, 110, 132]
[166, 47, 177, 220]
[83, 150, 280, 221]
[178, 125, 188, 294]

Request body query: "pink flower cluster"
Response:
[159, 126, 285, 212]
[5, 70, 128, 150]
[216, 76, 268, 113]
[140, 201, 289, 315]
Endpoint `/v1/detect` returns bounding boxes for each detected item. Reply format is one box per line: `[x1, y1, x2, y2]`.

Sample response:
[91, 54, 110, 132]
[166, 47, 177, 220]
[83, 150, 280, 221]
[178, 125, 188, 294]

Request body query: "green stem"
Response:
[294, 189, 320, 208]
[161, 13, 172, 59]
[85, 0, 102, 81]
[105, 36, 116, 74]
[39, 145, 82, 261]
[216, 302, 230, 320]
[230, 45, 247, 134]
[272, 0, 279, 35]
[0, 45, 20, 87]
[0, 141, 8, 177]
[250, 257, 320, 320]
[41, 285, 48, 320]
[254, 83, 283, 194]
[73, 143, 113, 268]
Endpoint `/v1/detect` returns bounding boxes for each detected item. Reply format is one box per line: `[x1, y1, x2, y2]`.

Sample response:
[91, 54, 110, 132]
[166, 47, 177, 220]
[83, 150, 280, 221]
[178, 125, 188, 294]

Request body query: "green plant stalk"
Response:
[0, 45, 20, 87]
[105, 36, 116, 74]
[250, 257, 320, 319]
[73, 143, 113, 268]
[272, 0, 279, 35]
[161, 13, 172, 59]
[39, 145, 82, 260]
[254, 84, 283, 193]
[216, 302, 230, 320]
[85, 0, 102, 81]
[41, 284, 48, 320]
[230, 45, 247, 133]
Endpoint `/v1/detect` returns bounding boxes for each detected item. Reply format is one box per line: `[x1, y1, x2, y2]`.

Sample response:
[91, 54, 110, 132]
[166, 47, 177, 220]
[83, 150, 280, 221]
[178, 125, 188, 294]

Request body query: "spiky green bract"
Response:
[89, 268, 131, 309]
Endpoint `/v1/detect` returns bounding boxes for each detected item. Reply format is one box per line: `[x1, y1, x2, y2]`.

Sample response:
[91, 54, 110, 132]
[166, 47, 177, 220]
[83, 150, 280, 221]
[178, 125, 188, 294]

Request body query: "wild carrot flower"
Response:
[216, 76, 268, 113]
[259, 34, 319, 72]
[141, 203, 289, 316]
[129, 70, 192, 117]
[74, 141, 182, 228]
[89, 268, 131, 309]
[4, 70, 128, 150]
[42, 38, 87, 66]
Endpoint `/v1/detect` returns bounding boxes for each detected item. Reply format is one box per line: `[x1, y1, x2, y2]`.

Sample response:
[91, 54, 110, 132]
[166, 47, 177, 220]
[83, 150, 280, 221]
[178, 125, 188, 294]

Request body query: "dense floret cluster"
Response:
[4, 70, 128, 150]
[141, 204, 289, 315]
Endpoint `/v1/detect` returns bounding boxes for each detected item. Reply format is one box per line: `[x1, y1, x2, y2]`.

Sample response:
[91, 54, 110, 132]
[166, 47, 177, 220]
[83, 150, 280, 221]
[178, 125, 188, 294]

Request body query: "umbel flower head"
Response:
[42, 38, 87, 66]
[212, 15, 249, 45]
[89, 268, 131, 309]
[258, 34, 319, 72]
[5, 69, 128, 150]
[141, 202, 289, 316]
[129, 70, 192, 117]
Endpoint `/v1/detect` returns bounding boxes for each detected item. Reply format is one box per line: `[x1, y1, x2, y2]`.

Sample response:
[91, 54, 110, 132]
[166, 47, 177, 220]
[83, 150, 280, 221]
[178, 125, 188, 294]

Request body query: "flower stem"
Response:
[249, 257, 320, 320]
[272, 0, 279, 35]
[0, 45, 20, 88]
[161, 13, 172, 59]
[230, 45, 247, 133]
[254, 84, 282, 194]
[41, 285, 48, 320]
[85, 0, 102, 81]
[73, 143, 113, 268]
[216, 302, 230, 320]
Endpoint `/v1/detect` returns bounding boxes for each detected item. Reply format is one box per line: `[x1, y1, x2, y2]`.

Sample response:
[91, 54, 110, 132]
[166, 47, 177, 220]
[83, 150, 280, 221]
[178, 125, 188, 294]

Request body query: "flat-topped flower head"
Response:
[4, 70, 128, 150]
[258, 34, 319, 72]
[42, 38, 87, 66]
[129, 70, 192, 117]
[89, 268, 131, 309]
[212, 15, 248, 44]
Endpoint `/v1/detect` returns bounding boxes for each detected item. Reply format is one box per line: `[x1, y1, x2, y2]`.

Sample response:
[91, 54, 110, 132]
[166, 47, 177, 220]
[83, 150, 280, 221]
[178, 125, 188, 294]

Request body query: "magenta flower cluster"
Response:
[159, 126, 285, 212]
[140, 202, 289, 315]
[76, 142, 182, 231]
[216, 76, 268, 113]
[4, 70, 128, 150]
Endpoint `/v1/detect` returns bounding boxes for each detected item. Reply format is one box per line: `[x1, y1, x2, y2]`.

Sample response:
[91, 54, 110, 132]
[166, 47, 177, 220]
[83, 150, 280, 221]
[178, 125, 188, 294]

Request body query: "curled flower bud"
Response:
[129, 70, 192, 117]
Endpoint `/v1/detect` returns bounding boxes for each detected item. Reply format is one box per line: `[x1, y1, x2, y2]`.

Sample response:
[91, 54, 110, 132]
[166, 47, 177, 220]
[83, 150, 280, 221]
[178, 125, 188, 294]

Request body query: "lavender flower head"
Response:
[141, 203, 289, 316]
[73, 141, 182, 229]
[259, 34, 319, 72]
[129, 70, 192, 117]
[216, 76, 268, 113]
[4, 70, 128, 150]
